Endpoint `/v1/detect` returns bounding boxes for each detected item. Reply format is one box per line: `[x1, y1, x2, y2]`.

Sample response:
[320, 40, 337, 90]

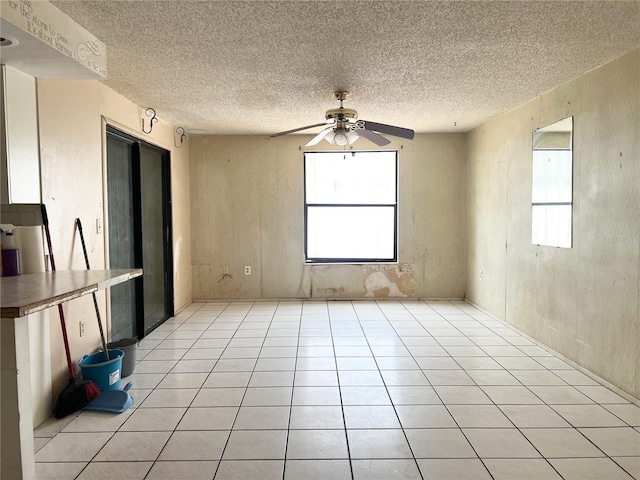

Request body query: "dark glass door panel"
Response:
[140, 147, 168, 332]
[106, 135, 136, 340]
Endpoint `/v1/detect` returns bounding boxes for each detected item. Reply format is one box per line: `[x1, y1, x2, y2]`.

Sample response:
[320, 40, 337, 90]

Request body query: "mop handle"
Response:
[76, 219, 110, 359]
[41, 204, 75, 379]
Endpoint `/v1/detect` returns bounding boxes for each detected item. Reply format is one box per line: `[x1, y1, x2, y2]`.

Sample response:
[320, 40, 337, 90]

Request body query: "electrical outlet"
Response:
[96, 218, 102, 234]
[223, 266, 230, 275]
[244, 266, 251, 275]
[479, 270, 484, 281]
[79, 320, 85, 337]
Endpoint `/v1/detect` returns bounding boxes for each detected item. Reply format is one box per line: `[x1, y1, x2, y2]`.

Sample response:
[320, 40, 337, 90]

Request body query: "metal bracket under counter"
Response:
[0, 268, 142, 480]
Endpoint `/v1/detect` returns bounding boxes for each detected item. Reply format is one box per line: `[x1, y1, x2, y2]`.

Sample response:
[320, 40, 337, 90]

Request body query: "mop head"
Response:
[54, 379, 101, 418]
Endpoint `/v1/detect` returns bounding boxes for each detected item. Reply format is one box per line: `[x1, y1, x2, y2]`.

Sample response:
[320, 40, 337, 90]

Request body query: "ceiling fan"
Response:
[270, 91, 415, 147]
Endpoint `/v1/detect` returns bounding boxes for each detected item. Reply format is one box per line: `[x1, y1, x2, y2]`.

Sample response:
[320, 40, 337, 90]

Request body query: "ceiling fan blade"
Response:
[356, 128, 391, 147]
[271, 122, 330, 138]
[360, 120, 415, 140]
[306, 127, 334, 146]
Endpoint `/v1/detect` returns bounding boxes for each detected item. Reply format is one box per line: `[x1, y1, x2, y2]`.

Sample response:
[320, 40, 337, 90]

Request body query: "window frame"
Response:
[303, 150, 399, 264]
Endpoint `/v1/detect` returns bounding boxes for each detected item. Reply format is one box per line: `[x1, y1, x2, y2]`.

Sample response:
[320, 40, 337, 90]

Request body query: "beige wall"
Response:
[190, 134, 467, 300]
[37, 79, 192, 398]
[466, 50, 640, 399]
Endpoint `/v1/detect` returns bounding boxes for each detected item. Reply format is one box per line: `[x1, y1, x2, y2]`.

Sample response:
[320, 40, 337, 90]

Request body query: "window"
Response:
[304, 150, 398, 263]
[531, 116, 573, 248]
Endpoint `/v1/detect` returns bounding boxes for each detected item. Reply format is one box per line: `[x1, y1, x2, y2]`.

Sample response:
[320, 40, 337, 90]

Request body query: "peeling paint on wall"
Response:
[364, 264, 415, 298]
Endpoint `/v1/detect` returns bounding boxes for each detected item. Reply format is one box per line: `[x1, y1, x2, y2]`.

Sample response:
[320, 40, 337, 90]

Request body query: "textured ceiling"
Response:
[50, 1, 640, 135]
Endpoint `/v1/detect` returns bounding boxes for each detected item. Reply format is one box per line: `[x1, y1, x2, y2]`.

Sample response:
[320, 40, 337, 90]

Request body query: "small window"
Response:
[531, 116, 573, 248]
[304, 150, 398, 263]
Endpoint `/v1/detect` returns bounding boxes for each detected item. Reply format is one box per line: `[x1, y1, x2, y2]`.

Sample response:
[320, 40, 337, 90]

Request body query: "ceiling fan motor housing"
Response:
[325, 108, 358, 121]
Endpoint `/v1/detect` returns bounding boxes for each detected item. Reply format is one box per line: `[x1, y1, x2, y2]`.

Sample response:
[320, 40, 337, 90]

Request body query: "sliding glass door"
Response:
[106, 126, 173, 339]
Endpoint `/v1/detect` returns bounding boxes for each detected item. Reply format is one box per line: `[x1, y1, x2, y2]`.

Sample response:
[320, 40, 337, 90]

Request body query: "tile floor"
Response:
[34, 300, 640, 479]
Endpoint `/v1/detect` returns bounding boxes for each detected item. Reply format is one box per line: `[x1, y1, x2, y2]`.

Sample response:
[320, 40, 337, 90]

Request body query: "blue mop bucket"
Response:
[79, 349, 124, 391]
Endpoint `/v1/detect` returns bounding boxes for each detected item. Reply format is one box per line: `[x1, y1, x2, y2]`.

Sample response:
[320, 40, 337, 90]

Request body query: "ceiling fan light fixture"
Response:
[333, 127, 349, 146]
[329, 126, 359, 146]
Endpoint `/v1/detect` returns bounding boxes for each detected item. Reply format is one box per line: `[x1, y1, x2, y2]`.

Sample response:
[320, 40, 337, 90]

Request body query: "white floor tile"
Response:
[35, 462, 86, 480]
[341, 386, 392, 405]
[499, 404, 572, 428]
[433, 385, 492, 404]
[377, 357, 421, 370]
[120, 408, 186, 431]
[134, 360, 178, 374]
[170, 359, 217, 373]
[293, 370, 339, 387]
[463, 429, 541, 458]
[464, 369, 520, 385]
[213, 358, 257, 371]
[347, 429, 413, 459]
[483, 458, 561, 479]
[222, 430, 288, 460]
[424, 369, 476, 385]
[340, 370, 385, 386]
[215, 460, 283, 480]
[578, 427, 640, 456]
[34, 300, 640, 479]
[158, 430, 228, 460]
[352, 459, 422, 479]
[286, 429, 349, 459]
[145, 460, 217, 480]
[249, 370, 295, 387]
[176, 406, 238, 430]
[234, 406, 290, 430]
[551, 368, 599, 385]
[192, 387, 245, 407]
[448, 404, 513, 428]
[256, 357, 297, 371]
[35, 432, 113, 462]
[521, 428, 607, 458]
[418, 458, 491, 479]
[203, 371, 252, 388]
[292, 386, 340, 405]
[343, 405, 401, 428]
[551, 404, 628, 427]
[139, 388, 198, 408]
[396, 405, 457, 428]
[93, 431, 171, 461]
[604, 404, 640, 426]
[481, 385, 544, 405]
[75, 461, 152, 479]
[289, 406, 345, 429]
[509, 369, 567, 386]
[61, 410, 133, 433]
[528, 386, 594, 404]
[243, 386, 293, 406]
[549, 457, 635, 480]
[405, 428, 476, 458]
[576, 385, 631, 404]
[285, 459, 351, 480]
[157, 373, 207, 389]
[612, 456, 640, 479]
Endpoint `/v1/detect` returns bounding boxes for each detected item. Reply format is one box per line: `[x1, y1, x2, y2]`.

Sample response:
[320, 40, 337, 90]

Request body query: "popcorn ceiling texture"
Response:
[51, 1, 640, 135]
